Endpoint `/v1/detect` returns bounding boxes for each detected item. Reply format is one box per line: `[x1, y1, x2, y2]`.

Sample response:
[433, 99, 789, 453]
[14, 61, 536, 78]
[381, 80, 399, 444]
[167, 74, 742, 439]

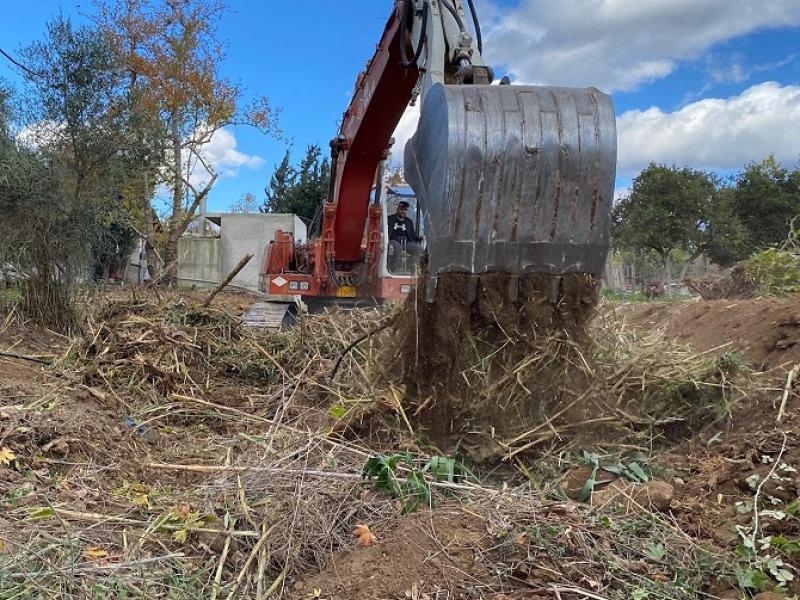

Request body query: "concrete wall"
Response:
[178, 237, 223, 289]
[177, 213, 306, 292]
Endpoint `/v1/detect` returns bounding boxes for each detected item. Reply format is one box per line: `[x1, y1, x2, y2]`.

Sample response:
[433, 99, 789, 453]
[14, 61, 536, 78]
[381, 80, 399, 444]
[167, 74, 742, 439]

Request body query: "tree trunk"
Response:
[663, 254, 673, 297]
[678, 252, 701, 286]
[164, 124, 184, 286]
[142, 171, 160, 281]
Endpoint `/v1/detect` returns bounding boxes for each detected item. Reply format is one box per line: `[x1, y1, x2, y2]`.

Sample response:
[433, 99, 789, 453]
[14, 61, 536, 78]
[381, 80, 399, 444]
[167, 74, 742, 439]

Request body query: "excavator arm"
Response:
[299, 1, 617, 303]
[328, 6, 419, 263]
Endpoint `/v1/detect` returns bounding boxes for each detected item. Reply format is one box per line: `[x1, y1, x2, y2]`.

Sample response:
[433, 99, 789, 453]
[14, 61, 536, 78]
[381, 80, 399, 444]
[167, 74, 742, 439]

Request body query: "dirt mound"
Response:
[624, 295, 800, 370]
[288, 509, 489, 600]
[684, 263, 757, 300]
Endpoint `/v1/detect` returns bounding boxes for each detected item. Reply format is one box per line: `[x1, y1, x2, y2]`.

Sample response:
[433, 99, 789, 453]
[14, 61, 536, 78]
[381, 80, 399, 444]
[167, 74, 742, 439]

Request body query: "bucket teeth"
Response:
[405, 83, 617, 303]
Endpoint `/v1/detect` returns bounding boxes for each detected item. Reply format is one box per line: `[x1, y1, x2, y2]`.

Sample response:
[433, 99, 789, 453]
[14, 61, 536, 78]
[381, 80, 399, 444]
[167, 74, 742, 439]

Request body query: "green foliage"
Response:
[575, 451, 652, 502]
[0, 17, 142, 329]
[612, 164, 742, 265]
[363, 453, 430, 514]
[262, 144, 331, 226]
[731, 155, 800, 252]
[362, 453, 471, 514]
[611, 158, 800, 276]
[743, 246, 800, 296]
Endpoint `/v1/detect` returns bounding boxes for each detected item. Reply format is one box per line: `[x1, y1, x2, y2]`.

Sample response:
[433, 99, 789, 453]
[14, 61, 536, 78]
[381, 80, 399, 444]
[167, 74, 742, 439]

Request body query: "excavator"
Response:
[258, 0, 617, 323]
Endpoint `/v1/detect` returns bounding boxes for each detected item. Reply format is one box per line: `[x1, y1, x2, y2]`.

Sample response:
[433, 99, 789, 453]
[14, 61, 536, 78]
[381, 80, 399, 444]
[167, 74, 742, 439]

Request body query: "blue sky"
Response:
[1, 1, 799, 209]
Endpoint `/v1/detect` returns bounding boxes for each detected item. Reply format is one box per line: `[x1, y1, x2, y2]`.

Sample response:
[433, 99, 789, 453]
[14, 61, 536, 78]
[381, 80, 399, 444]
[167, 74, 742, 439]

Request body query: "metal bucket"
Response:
[404, 83, 617, 302]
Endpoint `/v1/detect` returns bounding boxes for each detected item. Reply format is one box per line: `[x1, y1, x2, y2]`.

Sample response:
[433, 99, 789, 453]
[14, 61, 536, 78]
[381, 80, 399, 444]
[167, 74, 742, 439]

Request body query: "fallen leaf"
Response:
[84, 547, 108, 560]
[353, 523, 377, 547]
[130, 493, 150, 508]
[0, 447, 16, 466]
[0, 539, 7, 554]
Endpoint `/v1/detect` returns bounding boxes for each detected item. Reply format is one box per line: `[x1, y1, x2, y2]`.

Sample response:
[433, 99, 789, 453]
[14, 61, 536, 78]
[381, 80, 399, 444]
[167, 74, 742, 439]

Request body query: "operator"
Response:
[387, 200, 423, 270]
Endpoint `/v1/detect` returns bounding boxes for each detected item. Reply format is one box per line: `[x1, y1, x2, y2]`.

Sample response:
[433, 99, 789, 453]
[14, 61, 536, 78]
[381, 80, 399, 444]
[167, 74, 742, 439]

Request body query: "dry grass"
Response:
[0, 291, 779, 599]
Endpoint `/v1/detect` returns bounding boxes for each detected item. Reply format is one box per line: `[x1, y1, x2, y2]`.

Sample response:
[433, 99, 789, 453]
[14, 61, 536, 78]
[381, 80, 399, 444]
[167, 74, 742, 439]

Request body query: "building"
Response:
[177, 212, 307, 293]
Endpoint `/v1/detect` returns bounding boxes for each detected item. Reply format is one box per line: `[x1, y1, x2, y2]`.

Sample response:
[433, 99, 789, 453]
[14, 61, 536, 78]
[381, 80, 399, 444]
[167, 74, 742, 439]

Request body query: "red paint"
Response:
[263, 7, 421, 305]
[330, 8, 419, 262]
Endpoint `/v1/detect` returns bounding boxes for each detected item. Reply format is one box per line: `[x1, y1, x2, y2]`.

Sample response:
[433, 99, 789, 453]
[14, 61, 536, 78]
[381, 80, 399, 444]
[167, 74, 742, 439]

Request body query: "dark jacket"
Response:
[387, 214, 420, 243]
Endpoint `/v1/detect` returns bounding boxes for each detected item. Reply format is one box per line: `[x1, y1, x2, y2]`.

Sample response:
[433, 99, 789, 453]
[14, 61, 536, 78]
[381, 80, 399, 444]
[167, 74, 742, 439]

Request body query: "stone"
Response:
[592, 480, 674, 512]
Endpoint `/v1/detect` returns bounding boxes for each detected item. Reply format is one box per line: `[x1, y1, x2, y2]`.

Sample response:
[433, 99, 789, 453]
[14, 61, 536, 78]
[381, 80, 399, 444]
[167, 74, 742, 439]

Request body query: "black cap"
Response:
[397, 200, 410, 209]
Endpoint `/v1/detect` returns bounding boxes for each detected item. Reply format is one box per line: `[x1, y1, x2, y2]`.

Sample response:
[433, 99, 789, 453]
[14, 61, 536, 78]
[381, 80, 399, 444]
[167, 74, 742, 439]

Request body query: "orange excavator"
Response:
[259, 0, 617, 320]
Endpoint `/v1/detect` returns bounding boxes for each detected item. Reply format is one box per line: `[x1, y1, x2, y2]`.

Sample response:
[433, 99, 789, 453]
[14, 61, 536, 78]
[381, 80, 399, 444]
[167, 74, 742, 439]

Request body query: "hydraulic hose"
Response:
[466, 0, 483, 54]
[440, 0, 466, 31]
[399, 0, 429, 68]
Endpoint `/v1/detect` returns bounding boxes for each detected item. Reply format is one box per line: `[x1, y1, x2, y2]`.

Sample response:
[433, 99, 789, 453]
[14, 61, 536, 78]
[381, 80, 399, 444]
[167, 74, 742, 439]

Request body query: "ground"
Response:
[0, 288, 799, 599]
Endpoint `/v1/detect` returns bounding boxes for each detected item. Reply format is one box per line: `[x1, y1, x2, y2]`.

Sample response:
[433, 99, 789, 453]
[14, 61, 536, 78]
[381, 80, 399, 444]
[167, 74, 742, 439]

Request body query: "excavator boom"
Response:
[263, 0, 616, 311]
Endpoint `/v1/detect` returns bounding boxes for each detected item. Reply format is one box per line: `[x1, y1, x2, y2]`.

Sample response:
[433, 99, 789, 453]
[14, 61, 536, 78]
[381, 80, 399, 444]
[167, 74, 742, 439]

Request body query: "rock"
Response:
[592, 480, 674, 512]
[561, 467, 596, 500]
[707, 585, 742, 599]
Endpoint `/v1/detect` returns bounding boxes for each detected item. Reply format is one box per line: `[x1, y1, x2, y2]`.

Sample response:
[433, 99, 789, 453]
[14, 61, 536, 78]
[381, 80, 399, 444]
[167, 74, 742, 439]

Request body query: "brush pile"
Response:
[2, 289, 795, 600]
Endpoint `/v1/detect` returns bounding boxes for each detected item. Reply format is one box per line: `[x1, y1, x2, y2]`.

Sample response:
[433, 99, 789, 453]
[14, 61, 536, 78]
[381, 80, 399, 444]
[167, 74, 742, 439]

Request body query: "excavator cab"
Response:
[382, 185, 425, 276]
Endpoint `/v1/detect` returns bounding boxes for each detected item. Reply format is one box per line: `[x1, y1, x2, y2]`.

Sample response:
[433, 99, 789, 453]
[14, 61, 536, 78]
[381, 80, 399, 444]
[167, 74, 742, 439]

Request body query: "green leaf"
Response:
[577, 465, 599, 503]
[426, 456, 456, 482]
[771, 535, 800, 554]
[735, 565, 768, 591]
[626, 461, 650, 483]
[172, 528, 189, 544]
[328, 404, 347, 420]
[644, 542, 666, 561]
[26, 506, 55, 520]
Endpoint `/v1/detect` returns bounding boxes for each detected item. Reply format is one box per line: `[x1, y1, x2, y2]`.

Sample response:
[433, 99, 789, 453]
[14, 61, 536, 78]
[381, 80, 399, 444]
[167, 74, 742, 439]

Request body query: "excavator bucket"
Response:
[404, 83, 617, 302]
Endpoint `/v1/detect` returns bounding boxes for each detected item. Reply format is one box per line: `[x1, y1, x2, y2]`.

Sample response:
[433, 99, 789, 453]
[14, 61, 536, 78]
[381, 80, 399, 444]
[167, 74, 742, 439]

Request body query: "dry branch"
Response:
[202, 253, 253, 307]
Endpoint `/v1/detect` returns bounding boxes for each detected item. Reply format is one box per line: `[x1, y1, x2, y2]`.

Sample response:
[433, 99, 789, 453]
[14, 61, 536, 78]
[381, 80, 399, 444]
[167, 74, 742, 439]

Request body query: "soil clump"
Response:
[396, 269, 599, 450]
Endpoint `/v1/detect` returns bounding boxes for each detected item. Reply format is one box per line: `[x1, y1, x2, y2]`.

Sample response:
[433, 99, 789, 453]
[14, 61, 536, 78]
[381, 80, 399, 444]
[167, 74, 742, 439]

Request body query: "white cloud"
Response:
[16, 120, 65, 149]
[188, 127, 264, 189]
[390, 102, 421, 166]
[480, 0, 800, 91]
[617, 82, 800, 174]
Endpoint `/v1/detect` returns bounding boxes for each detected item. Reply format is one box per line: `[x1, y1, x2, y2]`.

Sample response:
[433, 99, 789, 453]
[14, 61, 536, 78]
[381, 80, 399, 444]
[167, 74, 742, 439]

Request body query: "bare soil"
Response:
[622, 294, 800, 370]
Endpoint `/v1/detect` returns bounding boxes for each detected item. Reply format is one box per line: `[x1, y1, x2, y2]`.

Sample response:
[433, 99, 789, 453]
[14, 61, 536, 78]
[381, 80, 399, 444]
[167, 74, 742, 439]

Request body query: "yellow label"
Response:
[336, 285, 358, 298]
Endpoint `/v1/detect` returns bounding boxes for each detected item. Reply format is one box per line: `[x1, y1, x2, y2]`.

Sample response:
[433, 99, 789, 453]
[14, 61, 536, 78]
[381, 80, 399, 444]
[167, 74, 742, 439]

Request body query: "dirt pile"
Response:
[623, 294, 800, 370]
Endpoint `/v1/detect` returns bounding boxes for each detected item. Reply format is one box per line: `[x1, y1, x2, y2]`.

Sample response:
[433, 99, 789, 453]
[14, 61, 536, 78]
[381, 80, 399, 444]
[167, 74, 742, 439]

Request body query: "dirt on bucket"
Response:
[395, 267, 600, 452]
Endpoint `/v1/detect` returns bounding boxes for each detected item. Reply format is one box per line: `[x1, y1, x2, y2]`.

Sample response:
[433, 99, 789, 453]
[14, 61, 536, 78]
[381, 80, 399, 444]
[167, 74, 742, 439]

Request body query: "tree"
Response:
[262, 144, 330, 225]
[612, 164, 745, 290]
[97, 0, 280, 284]
[1, 17, 138, 328]
[262, 150, 294, 213]
[730, 156, 800, 251]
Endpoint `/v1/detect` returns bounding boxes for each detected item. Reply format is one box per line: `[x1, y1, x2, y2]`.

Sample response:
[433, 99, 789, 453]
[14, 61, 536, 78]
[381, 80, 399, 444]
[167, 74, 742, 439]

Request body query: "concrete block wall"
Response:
[178, 213, 307, 292]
